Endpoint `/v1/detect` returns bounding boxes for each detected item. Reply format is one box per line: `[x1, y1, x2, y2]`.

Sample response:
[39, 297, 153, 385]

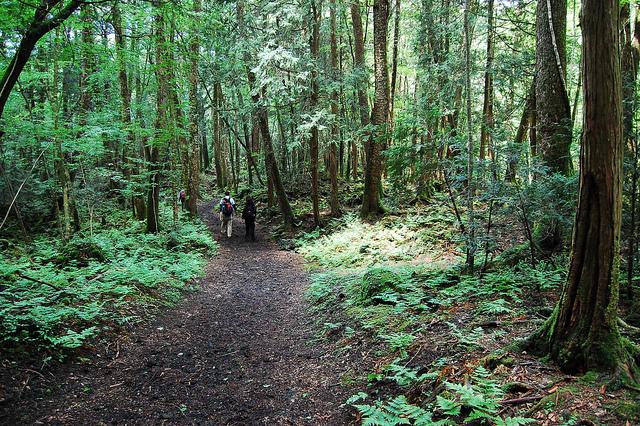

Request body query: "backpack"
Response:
[244, 203, 256, 220]
[221, 199, 234, 216]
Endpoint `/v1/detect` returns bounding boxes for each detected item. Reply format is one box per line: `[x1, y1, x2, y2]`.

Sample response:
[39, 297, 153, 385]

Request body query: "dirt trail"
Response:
[2, 201, 353, 425]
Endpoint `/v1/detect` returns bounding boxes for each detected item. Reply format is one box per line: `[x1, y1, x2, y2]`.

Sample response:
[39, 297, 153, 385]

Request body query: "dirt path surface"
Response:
[2, 202, 354, 425]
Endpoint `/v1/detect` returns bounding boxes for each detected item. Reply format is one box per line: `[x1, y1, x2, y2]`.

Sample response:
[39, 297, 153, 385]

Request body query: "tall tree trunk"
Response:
[389, 0, 400, 123]
[147, 0, 169, 233]
[113, 2, 144, 217]
[536, 0, 571, 174]
[479, 0, 494, 162]
[530, 0, 638, 379]
[350, 0, 370, 175]
[309, 0, 322, 225]
[212, 82, 224, 189]
[237, 0, 294, 228]
[187, 0, 201, 217]
[361, 0, 388, 217]
[622, 3, 640, 297]
[463, 0, 475, 272]
[52, 29, 74, 241]
[535, 0, 571, 250]
[329, 0, 340, 216]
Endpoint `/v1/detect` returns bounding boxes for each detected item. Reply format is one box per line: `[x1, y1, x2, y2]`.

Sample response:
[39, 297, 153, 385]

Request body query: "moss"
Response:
[57, 238, 107, 266]
[577, 370, 599, 384]
[502, 382, 530, 394]
[481, 352, 514, 370]
[608, 401, 640, 422]
[359, 267, 402, 305]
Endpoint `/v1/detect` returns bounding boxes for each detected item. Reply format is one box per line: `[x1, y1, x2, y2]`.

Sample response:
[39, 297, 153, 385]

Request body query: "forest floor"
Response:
[0, 201, 356, 425]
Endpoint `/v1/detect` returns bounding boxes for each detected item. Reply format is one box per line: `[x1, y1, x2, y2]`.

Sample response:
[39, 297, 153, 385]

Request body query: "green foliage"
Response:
[355, 395, 447, 426]
[297, 207, 458, 269]
[435, 366, 535, 425]
[0, 218, 216, 354]
[352, 367, 535, 425]
[383, 362, 438, 388]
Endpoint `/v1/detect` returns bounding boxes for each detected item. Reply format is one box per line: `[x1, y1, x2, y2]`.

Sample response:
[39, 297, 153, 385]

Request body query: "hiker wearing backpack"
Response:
[219, 191, 236, 238]
[242, 196, 257, 242]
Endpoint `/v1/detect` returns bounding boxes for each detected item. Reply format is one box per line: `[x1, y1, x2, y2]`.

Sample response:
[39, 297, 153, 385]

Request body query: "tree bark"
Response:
[535, 0, 571, 251]
[479, 0, 494, 162]
[530, 0, 638, 379]
[621, 2, 640, 297]
[350, 0, 370, 175]
[505, 81, 535, 182]
[309, 0, 322, 226]
[361, 0, 388, 218]
[389, 0, 400, 123]
[463, 0, 475, 272]
[187, 0, 202, 217]
[147, 0, 170, 233]
[535, 0, 571, 174]
[212, 82, 225, 189]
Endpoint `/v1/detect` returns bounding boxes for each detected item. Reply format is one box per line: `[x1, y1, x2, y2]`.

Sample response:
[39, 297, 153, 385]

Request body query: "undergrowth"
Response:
[297, 204, 458, 269]
[0, 213, 216, 357]
[300, 208, 567, 425]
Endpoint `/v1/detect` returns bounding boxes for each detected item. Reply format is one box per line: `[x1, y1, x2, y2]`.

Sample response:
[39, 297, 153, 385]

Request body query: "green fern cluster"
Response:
[352, 367, 535, 426]
[0, 218, 216, 355]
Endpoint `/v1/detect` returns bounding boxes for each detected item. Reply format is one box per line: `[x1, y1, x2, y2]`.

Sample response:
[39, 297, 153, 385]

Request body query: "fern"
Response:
[355, 395, 450, 426]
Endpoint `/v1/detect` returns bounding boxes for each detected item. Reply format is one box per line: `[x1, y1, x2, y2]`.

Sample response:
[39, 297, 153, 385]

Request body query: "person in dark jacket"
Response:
[242, 196, 257, 242]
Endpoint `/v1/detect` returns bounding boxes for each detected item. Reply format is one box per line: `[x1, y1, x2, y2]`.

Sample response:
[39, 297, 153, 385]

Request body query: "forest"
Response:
[1, 0, 640, 424]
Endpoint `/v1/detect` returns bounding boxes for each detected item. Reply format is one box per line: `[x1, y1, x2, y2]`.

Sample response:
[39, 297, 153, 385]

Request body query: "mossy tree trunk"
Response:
[530, 0, 638, 379]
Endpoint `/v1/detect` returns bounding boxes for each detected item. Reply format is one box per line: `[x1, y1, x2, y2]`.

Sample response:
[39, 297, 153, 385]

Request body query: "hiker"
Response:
[179, 190, 186, 211]
[242, 196, 257, 242]
[219, 191, 236, 238]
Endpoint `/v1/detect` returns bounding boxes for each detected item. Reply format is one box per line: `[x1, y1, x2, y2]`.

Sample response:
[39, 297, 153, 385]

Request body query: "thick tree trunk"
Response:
[361, 0, 389, 218]
[530, 0, 638, 379]
[113, 2, 145, 218]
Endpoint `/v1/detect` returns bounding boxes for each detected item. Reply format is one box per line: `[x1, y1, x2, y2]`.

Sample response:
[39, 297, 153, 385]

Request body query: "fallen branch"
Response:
[15, 272, 63, 291]
[500, 395, 544, 406]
